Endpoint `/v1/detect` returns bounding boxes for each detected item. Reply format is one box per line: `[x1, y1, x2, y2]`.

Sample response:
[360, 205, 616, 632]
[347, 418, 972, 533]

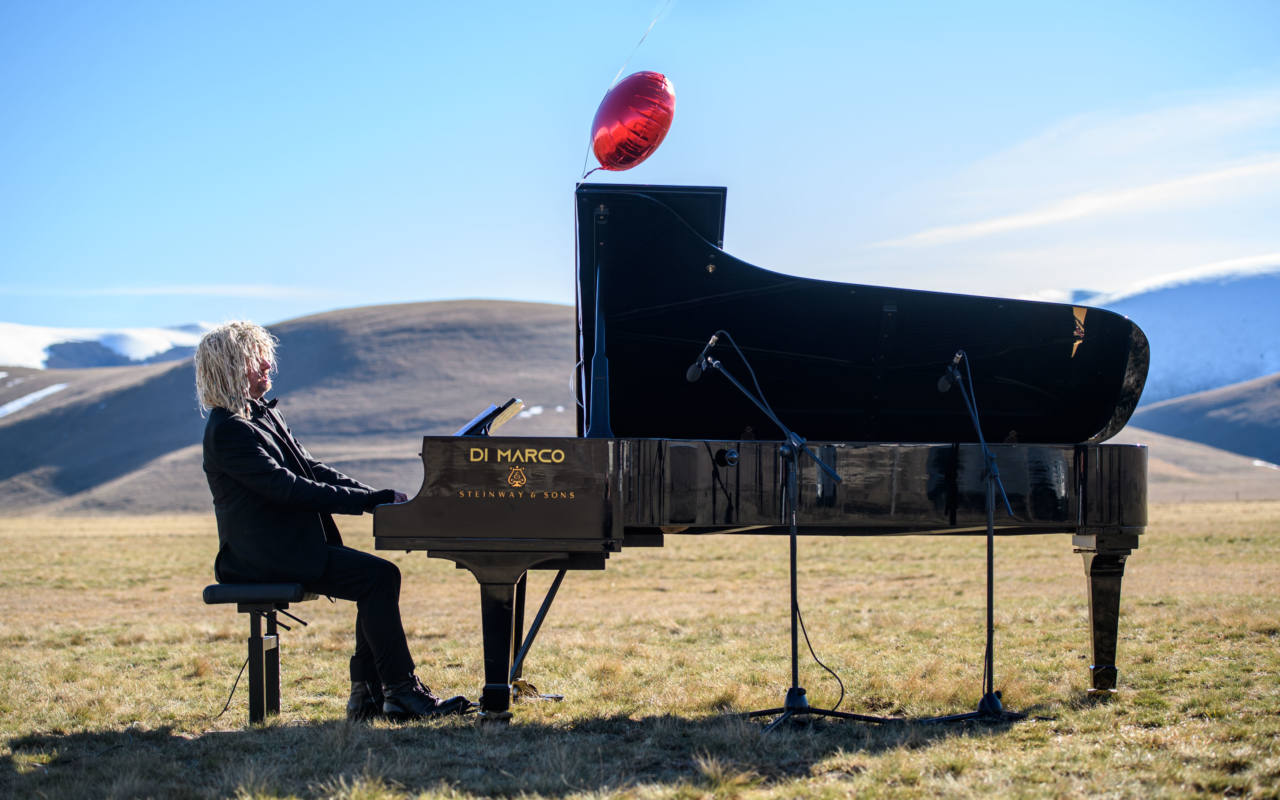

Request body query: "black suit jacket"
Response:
[202, 398, 393, 583]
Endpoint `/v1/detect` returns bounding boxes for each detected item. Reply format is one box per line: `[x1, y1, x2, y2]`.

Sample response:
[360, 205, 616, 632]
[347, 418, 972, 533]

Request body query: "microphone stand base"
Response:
[744, 687, 896, 733]
[920, 691, 1027, 724]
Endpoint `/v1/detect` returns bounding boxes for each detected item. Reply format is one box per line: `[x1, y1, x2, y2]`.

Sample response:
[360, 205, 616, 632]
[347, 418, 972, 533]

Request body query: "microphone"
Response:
[685, 334, 720, 382]
[937, 350, 963, 393]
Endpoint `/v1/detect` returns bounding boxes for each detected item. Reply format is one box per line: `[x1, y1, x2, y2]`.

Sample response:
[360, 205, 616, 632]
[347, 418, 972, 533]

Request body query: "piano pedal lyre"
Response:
[511, 678, 564, 703]
[512, 675, 563, 701]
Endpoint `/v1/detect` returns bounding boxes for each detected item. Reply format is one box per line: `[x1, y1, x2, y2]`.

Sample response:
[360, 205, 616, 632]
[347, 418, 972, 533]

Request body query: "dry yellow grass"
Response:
[2, 503, 1279, 798]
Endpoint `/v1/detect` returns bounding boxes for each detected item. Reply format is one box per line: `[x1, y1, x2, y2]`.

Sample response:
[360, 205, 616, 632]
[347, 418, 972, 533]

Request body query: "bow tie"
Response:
[249, 397, 279, 415]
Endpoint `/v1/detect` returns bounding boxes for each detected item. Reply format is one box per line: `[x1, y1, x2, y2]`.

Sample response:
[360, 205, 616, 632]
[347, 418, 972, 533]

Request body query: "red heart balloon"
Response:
[591, 71, 676, 171]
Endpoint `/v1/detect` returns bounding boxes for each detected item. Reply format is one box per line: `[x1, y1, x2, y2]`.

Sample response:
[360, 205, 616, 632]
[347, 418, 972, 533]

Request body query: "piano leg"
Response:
[1080, 550, 1128, 695]
[432, 551, 588, 718]
[478, 581, 518, 715]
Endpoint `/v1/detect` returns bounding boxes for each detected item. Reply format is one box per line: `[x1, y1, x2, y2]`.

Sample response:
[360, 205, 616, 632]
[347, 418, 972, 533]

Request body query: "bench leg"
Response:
[246, 609, 281, 724]
[265, 610, 281, 716]
[248, 611, 265, 723]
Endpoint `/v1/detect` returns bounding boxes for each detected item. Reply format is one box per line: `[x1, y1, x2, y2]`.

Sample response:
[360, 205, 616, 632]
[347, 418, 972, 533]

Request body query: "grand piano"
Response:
[374, 184, 1149, 717]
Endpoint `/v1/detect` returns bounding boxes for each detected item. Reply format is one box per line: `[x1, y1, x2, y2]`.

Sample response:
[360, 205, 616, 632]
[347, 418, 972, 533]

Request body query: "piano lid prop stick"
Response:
[585, 266, 614, 438]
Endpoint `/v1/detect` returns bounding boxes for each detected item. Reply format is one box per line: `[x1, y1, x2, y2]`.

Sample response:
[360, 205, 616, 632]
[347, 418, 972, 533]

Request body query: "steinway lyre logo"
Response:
[507, 465, 528, 488]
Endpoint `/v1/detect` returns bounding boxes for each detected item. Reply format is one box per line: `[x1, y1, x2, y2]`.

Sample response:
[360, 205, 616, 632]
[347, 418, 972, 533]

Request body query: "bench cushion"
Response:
[203, 583, 317, 605]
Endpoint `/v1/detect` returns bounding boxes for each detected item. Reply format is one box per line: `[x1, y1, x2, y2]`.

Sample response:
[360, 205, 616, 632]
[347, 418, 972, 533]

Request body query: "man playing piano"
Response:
[195, 321, 466, 721]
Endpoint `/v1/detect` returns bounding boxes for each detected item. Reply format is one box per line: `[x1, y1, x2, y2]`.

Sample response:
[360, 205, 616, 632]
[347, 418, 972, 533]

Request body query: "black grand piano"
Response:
[374, 184, 1149, 717]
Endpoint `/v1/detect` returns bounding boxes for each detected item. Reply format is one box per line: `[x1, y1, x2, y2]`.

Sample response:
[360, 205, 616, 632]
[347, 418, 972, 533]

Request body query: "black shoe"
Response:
[346, 680, 384, 722]
[382, 675, 469, 720]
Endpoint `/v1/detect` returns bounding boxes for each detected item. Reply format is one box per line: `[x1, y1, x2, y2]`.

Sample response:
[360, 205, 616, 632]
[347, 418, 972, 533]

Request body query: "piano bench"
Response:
[202, 583, 317, 724]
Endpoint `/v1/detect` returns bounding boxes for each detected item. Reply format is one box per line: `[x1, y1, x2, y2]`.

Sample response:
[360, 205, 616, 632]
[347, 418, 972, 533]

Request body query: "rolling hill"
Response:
[1108, 423, 1280, 503]
[2, 299, 1277, 514]
[1129, 371, 1280, 465]
[0, 301, 577, 514]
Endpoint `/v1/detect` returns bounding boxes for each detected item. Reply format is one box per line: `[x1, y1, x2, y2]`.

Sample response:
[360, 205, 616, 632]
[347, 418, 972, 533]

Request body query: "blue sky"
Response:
[2, 1, 1278, 328]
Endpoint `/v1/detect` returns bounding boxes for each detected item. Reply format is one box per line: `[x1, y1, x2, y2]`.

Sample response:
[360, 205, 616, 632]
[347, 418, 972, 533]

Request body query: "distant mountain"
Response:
[2, 299, 1277, 514]
[1092, 264, 1280, 404]
[1130, 371, 1280, 466]
[0, 321, 210, 370]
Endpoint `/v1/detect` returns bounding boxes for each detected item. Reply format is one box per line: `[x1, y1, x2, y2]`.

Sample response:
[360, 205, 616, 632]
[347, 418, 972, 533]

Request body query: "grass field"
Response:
[2, 503, 1278, 799]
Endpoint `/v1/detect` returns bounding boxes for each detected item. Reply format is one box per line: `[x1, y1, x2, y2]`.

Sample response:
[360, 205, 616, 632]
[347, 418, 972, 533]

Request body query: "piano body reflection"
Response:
[375, 184, 1149, 716]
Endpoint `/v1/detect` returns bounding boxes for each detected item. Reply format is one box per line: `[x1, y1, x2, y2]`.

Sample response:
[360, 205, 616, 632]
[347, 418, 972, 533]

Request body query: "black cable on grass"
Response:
[212, 656, 249, 720]
[796, 604, 845, 712]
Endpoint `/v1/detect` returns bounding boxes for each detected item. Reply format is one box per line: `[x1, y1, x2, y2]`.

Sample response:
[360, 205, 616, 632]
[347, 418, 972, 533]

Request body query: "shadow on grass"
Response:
[3, 709, 1039, 799]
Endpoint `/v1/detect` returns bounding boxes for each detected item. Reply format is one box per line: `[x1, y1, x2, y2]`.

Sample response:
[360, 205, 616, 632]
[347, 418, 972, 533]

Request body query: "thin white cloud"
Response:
[0, 284, 340, 299]
[945, 89, 1280, 213]
[992, 90, 1280, 175]
[876, 156, 1280, 248]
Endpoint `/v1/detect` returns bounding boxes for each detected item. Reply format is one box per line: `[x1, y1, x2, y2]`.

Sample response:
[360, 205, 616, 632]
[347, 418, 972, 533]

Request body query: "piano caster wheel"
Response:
[478, 710, 513, 724]
[1086, 688, 1117, 701]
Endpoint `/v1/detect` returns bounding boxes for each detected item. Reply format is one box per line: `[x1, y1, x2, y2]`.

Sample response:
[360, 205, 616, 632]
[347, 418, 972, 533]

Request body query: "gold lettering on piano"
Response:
[455, 489, 577, 501]
[467, 447, 566, 464]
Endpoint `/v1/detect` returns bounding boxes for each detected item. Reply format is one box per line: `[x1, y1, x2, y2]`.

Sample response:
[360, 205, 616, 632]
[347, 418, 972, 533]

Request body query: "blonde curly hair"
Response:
[194, 321, 278, 416]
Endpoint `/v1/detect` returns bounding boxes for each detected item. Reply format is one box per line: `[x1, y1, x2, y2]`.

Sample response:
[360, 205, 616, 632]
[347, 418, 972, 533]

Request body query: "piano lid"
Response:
[574, 183, 1148, 445]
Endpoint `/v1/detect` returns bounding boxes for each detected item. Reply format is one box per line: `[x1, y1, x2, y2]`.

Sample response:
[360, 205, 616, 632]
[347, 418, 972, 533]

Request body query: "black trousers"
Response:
[304, 545, 415, 687]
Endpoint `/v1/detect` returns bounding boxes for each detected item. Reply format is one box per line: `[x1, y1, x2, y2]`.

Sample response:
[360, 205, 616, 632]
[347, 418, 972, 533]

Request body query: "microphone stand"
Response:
[923, 351, 1025, 724]
[698, 352, 894, 732]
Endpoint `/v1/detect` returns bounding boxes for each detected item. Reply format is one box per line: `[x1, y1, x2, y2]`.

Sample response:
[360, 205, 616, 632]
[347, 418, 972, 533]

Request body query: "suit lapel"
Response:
[251, 402, 315, 480]
[249, 400, 343, 546]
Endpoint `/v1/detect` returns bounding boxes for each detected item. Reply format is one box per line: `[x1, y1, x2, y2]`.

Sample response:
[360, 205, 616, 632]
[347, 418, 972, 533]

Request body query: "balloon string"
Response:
[581, 0, 675, 177]
[581, 166, 603, 180]
[610, 0, 674, 87]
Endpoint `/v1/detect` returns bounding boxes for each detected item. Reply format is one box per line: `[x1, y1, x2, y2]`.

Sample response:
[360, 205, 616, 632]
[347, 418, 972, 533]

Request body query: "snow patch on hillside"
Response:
[0, 383, 68, 419]
[1094, 258, 1280, 404]
[1093, 253, 1280, 305]
[0, 322, 211, 369]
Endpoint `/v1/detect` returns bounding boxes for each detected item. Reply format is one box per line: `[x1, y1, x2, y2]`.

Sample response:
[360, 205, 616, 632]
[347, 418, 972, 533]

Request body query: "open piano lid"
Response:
[574, 183, 1148, 445]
